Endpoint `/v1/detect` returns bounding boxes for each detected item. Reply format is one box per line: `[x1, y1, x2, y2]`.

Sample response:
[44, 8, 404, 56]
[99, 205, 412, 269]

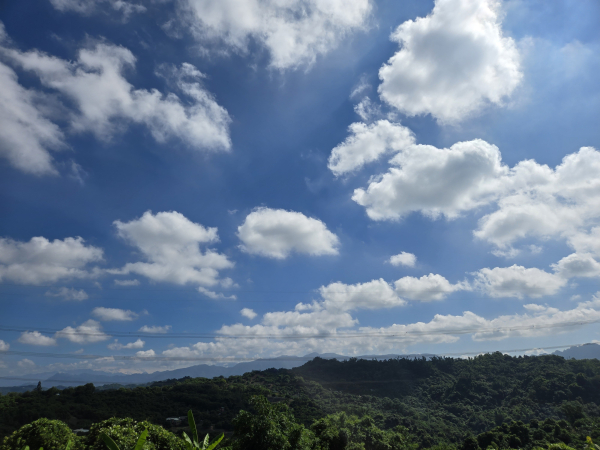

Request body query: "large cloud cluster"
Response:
[0, 31, 231, 175]
[378, 0, 522, 123]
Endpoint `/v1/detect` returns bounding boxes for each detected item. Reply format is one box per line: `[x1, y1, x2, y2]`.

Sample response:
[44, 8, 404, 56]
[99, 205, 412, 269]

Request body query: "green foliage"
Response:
[85, 418, 184, 450]
[232, 396, 313, 450]
[1, 418, 80, 450]
[311, 412, 417, 450]
[182, 410, 223, 450]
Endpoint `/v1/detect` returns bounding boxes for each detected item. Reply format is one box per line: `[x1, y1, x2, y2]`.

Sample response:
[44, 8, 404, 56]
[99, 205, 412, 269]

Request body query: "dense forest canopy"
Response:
[2, 354, 600, 450]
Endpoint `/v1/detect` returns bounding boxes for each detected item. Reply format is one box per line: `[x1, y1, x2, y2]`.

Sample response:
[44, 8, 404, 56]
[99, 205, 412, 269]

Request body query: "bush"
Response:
[1, 418, 80, 450]
[86, 418, 184, 450]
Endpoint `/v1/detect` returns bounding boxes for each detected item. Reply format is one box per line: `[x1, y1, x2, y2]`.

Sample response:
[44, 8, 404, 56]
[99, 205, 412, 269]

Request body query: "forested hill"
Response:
[2, 353, 600, 448]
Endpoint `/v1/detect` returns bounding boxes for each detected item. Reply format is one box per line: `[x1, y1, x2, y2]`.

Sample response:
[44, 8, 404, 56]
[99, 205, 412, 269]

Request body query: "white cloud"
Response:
[318, 279, 405, 311]
[114, 279, 140, 286]
[473, 147, 600, 249]
[394, 273, 468, 301]
[353, 139, 506, 220]
[240, 308, 257, 320]
[139, 325, 171, 334]
[198, 286, 236, 300]
[161, 294, 600, 360]
[551, 253, 600, 279]
[113, 210, 233, 288]
[378, 0, 521, 123]
[18, 331, 57, 346]
[0, 340, 9, 351]
[473, 265, 566, 298]
[108, 338, 145, 350]
[5, 42, 231, 151]
[55, 319, 110, 343]
[136, 349, 155, 358]
[92, 307, 138, 321]
[238, 207, 339, 259]
[0, 60, 64, 175]
[45, 287, 89, 301]
[328, 120, 414, 176]
[177, 0, 372, 69]
[49, 0, 146, 19]
[389, 252, 416, 267]
[18, 359, 35, 369]
[0, 236, 103, 285]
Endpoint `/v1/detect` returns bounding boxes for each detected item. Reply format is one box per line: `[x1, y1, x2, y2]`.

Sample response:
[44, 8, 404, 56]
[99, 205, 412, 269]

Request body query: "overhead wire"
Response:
[0, 317, 599, 339]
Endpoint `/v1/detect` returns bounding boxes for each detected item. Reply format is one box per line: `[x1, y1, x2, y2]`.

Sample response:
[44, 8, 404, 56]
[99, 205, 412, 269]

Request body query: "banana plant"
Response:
[101, 428, 148, 450]
[182, 410, 223, 450]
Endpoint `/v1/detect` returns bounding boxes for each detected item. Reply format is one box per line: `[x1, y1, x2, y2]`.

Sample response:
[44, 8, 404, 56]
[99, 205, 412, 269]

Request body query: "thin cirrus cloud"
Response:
[45, 287, 89, 301]
[378, 0, 522, 123]
[92, 307, 139, 322]
[111, 210, 234, 292]
[237, 207, 339, 259]
[138, 325, 171, 334]
[0, 236, 103, 285]
[0, 29, 231, 175]
[108, 339, 145, 350]
[49, 0, 146, 18]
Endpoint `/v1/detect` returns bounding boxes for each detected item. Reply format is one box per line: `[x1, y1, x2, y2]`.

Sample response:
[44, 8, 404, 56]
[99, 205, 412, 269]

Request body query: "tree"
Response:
[232, 396, 313, 450]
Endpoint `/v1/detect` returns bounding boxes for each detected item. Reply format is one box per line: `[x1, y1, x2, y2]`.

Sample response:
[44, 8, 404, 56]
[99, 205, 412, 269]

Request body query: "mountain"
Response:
[553, 342, 600, 359]
[1, 352, 434, 391]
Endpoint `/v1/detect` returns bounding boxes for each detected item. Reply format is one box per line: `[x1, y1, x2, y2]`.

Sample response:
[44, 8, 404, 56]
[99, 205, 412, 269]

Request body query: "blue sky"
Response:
[1, 0, 600, 378]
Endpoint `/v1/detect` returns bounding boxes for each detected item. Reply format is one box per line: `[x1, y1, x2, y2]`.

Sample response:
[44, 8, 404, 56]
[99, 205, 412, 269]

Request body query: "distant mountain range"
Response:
[553, 342, 600, 359]
[3, 344, 597, 393]
[0, 352, 434, 392]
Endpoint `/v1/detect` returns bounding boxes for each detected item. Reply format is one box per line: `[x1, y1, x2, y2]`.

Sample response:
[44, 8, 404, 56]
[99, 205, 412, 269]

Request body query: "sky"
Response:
[1, 0, 600, 380]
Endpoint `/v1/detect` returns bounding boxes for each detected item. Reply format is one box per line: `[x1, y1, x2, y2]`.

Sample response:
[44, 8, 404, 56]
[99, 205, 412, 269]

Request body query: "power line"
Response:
[0, 318, 599, 340]
[0, 343, 582, 363]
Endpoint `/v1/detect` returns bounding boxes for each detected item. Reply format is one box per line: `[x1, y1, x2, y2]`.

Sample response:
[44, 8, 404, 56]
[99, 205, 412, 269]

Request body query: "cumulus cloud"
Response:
[0, 60, 64, 174]
[378, 0, 521, 123]
[473, 265, 566, 299]
[92, 307, 138, 321]
[176, 0, 372, 69]
[389, 252, 416, 267]
[113, 211, 234, 288]
[552, 253, 600, 279]
[241, 308, 257, 320]
[198, 286, 237, 300]
[139, 325, 171, 334]
[339, 127, 600, 257]
[0, 236, 103, 285]
[55, 320, 110, 343]
[161, 293, 600, 360]
[45, 287, 89, 301]
[238, 207, 339, 259]
[394, 273, 468, 301]
[0, 340, 9, 351]
[18, 331, 57, 346]
[136, 349, 156, 358]
[108, 338, 145, 350]
[353, 139, 506, 220]
[318, 279, 405, 310]
[4, 41, 231, 153]
[328, 120, 415, 176]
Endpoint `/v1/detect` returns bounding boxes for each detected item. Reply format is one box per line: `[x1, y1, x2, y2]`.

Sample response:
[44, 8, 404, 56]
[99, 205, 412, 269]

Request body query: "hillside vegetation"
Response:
[2, 353, 600, 450]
